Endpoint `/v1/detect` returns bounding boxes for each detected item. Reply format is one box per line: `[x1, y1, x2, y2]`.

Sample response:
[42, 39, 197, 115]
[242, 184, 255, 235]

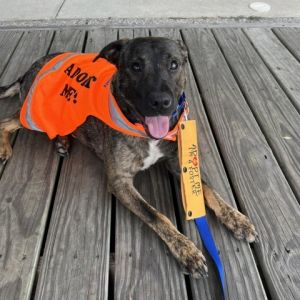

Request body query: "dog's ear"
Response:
[177, 40, 188, 62]
[93, 39, 129, 65]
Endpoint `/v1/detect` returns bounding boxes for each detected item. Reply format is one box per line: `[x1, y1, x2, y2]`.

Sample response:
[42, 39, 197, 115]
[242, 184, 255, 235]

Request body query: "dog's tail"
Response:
[0, 81, 20, 100]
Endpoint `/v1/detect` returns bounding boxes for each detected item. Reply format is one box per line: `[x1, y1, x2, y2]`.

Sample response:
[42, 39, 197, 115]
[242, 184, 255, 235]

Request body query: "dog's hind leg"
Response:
[109, 176, 208, 278]
[0, 81, 20, 100]
[0, 111, 22, 162]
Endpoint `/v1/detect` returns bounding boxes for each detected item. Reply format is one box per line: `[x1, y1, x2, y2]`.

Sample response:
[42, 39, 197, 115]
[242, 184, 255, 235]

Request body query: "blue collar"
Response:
[171, 92, 186, 122]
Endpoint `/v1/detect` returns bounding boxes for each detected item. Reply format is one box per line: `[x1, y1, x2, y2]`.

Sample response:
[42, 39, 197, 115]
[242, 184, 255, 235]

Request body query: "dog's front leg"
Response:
[109, 176, 208, 278]
[165, 157, 258, 242]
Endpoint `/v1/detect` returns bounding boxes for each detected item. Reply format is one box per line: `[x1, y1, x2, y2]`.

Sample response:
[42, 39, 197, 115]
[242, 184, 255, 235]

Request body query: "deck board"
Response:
[0, 130, 60, 300]
[182, 28, 300, 300]
[244, 28, 300, 113]
[114, 28, 188, 300]
[0, 31, 22, 82]
[0, 30, 58, 300]
[48, 28, 86, 54]
[0, 31, 53, 86]
[0, 26, 300, 300]
[34, 143, 112, 300]
[0, 31, 53, 177]
[34, 29, 115, 300]
[213, 28, 300, 201]
[152, 27, 267, 300]
[273, 28, 300, 62]
[0, 30, 22, 176]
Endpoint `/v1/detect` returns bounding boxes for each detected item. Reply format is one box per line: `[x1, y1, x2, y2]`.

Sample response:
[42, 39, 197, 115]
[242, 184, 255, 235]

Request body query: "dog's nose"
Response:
[149, 94, 172, 110]
[162, 98, 172, 108]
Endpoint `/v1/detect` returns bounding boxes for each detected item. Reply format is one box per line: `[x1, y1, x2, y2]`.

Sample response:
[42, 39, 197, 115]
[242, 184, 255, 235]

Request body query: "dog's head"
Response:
[97, 37, 188, 139]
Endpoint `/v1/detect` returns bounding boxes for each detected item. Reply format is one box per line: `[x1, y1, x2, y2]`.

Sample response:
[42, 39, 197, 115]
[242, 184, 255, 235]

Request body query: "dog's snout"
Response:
[149, 93, 172, 111]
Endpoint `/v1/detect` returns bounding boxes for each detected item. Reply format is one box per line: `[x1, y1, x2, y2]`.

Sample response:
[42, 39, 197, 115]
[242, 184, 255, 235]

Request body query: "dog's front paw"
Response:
[220, 207, 258, 243]
[0, 142, 12, 163]
[232, 214, 258, 243]
[170, 234, 208, 278]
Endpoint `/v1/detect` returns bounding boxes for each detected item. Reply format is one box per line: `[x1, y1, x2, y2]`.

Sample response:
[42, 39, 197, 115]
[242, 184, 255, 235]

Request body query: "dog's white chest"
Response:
[141, 140, 164, 170]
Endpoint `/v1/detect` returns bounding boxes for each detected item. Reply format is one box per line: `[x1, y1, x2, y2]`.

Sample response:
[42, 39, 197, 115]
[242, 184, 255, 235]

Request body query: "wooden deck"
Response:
[0, 27, 299, 300]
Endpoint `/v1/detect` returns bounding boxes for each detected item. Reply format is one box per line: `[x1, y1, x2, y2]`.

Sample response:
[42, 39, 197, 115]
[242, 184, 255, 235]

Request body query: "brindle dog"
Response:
[0, 37, 257, 278]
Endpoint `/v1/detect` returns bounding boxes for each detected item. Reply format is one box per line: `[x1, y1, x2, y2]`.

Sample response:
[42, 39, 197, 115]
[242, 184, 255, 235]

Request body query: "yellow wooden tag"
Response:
[178, 120, 205, 220]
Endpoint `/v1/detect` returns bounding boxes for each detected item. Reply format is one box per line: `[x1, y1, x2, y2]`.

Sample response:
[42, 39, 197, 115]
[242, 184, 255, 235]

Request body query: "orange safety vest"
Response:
[20, 53, 185, 141]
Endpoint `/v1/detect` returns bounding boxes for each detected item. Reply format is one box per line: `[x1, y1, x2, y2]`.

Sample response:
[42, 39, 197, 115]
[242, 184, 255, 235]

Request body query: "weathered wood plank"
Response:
[85, 28, 118, 54]
[34, 29, 115, 300]
[0, 31, 23, 82]
[0, 30, 22, 125]
[0, 31, 24, 176]
[119, 28, 133, 37]
[114, 28, 188, 300]
[0, 29, 85, 300]
[0, 30, 57, 300]
[0, 131, 60, 300]
[0, 28, 81, 128]
[152, 28, 267, 300]
[0, 31, 53, 86]
[133, 28, 149, 38]
[273, 28, 300, 61]
[116, 166, 189, 300]
[34, 143, 112, 300]
[48, 28, 86, 54]
[182, 28, 300, 300]
[0, 30, 53, 174]
[244, 28, 300, 113]
[213, 28, 300, 201]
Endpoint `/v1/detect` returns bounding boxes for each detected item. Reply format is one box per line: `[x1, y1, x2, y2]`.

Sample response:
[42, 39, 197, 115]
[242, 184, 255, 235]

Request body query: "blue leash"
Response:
[195, 217, 226, 298]
[176, 92, 227, 298]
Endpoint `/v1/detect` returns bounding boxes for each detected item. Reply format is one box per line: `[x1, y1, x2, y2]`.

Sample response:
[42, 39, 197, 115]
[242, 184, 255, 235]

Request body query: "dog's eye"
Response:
[131, 62, 142, 72]
[170, 60, 178, 70]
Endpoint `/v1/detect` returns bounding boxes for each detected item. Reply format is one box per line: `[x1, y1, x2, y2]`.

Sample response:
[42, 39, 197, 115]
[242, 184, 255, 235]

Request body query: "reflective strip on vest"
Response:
[25, 53, 77, 131]
[108, 94, 148, 138]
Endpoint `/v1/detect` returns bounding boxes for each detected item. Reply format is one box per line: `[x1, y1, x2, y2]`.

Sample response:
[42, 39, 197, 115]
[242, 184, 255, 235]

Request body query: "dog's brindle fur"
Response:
[0, 37, 257, 278]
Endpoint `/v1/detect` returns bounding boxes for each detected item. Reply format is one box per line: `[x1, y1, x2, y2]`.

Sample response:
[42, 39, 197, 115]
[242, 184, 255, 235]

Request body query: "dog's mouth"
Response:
[132, 93, 186, 140]
[144, 116, 170, 139]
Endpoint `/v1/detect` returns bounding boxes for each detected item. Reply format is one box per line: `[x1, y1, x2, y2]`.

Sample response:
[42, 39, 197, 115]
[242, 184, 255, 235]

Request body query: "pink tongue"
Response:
[145, 116, 170, 139]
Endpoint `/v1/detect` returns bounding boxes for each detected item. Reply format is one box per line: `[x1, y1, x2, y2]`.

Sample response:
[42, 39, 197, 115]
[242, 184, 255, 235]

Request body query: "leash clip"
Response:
[184, 110, 188, 121]
[183, 101, 189, 121]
